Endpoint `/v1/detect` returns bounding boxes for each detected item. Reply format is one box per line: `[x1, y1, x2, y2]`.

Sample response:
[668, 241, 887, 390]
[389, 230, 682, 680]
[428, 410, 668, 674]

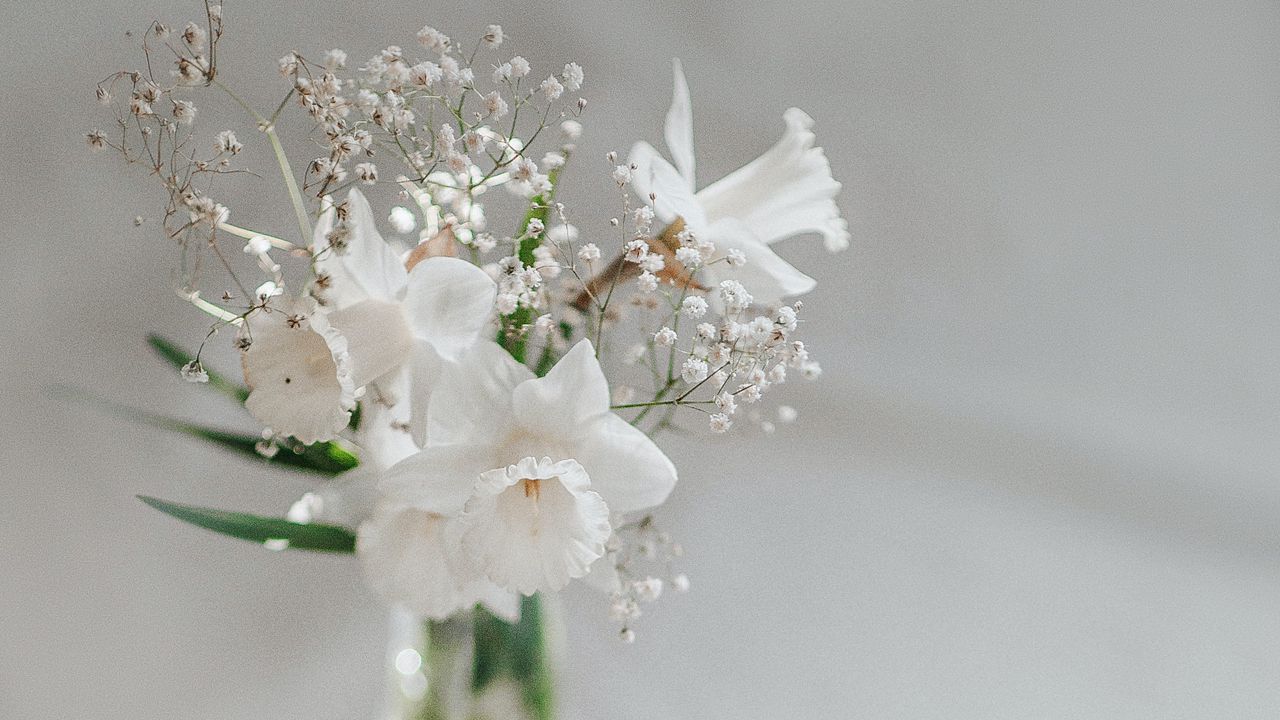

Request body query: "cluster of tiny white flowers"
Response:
[603, 515, 689, 642]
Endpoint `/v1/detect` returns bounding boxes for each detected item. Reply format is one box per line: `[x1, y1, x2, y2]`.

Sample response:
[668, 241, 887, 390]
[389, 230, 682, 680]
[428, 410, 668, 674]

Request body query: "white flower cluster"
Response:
[93, 10, 847, 638]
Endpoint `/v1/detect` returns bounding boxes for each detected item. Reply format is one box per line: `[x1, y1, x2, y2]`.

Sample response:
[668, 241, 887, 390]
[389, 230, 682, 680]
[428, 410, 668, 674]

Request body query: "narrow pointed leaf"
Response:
[159, 420, 360, 475]
[50, 386, 358, 476]
[139, 496, 356, 553]
[147, 334, 250, 403]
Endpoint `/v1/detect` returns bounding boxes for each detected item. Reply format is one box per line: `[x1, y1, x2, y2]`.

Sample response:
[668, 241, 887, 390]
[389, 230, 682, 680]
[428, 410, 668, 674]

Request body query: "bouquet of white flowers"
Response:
[89, 4, 848, 717]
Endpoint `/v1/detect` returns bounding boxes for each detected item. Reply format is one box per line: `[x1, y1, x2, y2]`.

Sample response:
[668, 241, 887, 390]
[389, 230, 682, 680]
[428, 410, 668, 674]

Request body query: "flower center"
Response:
[522, 477, 541, 500]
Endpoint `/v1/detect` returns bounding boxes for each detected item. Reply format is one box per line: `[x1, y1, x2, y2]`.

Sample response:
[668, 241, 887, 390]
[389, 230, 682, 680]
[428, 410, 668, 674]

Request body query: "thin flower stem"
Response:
[266, 127, 313, 244]
[217, 222, 296, 250]
[212, 78, 312, 245]
[612, 399, 713, 410]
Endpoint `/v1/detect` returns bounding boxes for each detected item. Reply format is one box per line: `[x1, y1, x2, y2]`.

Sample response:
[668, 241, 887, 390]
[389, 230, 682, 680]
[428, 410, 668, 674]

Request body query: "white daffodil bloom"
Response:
[360, 340, 677, 608]
[239, 297, 355, 445]
[358, 495, 520, 622]
[238, 188, 497, 444]
[459, 456, 612, 595]
[629, 60, 849, 306]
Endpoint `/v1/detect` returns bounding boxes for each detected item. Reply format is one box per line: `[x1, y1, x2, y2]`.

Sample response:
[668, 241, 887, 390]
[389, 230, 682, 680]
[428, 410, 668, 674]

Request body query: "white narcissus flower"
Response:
[459, 457, 612, 595]
[238, 188, 496, 444]
[358, 482, 518, 621]
[360, 340, 677, 609]
[239, 297, 355, 445]
[629, 60, 849, 306]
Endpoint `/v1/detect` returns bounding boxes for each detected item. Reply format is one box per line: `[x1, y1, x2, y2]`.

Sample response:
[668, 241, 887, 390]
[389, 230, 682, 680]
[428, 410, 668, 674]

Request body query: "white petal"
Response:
[381, 444, 496, 516]
[664, 58, 696, 188]
[240, 301, 354, 444]
[628, 141, 706, 229]
[312, 188, 409, 308]
[459, 458, 612, 595]
[704, 218, 817, 305]
[357, 502, 480, 620]
[573, 413, 678, 513]
[407, 340, 443, 449]
[309, 465, 380, 528]
[511, 340, 609, 437]
[401, 257, 497, 361]
[696, 108, 850, 252]
[355, 373, 420, 470]
[326, 299, 414, 387]
[425, 341, 532, 447]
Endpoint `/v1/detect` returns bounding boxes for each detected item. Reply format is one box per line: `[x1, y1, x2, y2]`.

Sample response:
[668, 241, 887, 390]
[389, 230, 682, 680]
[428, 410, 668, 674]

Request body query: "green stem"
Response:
[266, 127, 312, 245]
[212, 78, 311, 245]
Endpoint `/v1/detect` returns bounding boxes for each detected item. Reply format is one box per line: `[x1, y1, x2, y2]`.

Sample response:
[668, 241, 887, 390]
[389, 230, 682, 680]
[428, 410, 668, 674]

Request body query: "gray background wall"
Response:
[5, 0, 1280, 716]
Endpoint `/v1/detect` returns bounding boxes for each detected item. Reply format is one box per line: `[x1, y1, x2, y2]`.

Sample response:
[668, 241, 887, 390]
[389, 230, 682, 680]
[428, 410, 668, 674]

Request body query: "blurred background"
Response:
[5, 0, 1280, 716]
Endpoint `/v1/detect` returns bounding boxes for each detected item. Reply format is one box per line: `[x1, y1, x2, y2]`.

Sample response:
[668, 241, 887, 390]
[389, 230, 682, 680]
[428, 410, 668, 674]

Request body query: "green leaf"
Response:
[138, 495, 356, 553]
[140, 413, 359, 476]
[146, 334, 249, 403]
[50, 386, 358, 476]
[166, 414, 356, 477]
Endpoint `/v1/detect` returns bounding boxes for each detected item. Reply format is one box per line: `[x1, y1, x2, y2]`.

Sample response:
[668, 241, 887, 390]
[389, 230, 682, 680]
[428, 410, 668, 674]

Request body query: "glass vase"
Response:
[384, 595, 557, 720]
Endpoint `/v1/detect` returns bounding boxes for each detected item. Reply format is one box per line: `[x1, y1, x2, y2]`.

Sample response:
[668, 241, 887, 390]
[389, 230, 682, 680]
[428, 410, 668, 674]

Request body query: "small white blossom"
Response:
[654, 327, 677, 347]
[681, 296, 708, 318]
[180, 360, 209, 383]
[612, 164, 633, 185]
[718, 280, 753, 313]
[182, 21, 206, 50]
[243, 235, 272, 255]
[708, 413, 732, 433]
[415, 25, 450, 53]
[639, 253, 665, 274]
[323, 48, 347, 68]
[483, 91, 509, 119]
[562, 62, 584, 91]
[578, 243, 601, 262]
[715, 392, 737, 415]
[508, 56, 530, 78]
[539, 75, 564, 101]
[354, 162, 378, 185]
[214, 130, 242, 155]
[560, 119, 583, 139]
[633, 577, 664, 602]
[778, 405, 798, 423]
[496, 292, 519, 315]
[675, 246, 701, 267]
[637, 271, 658, 293]
[633, 206, 655, 233]
[725, 248, 747, 267]
[463, 130, 488, 154]
[482, 24, 504, 47]
[278, 53, 299, 76]
[388, 206, 416, 234]
[681, 356, 708, 384]
[172, 100, 197, 125]
[611, 596, 641, 622]
[623, 239, 649, 263]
